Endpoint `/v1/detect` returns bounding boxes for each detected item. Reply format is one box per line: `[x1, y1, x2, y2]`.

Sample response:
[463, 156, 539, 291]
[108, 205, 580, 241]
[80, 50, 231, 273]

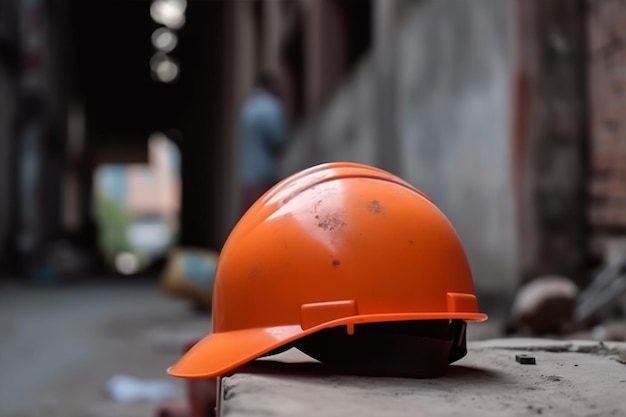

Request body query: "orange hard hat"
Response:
[168, 162, 487, 379]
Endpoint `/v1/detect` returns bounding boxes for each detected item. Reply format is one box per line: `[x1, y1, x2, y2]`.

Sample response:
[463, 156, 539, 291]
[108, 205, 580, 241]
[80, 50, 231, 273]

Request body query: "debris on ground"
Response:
[575, 238, 626, 324]
[160, 247, 219, 311]
[107, 375, 180, 403]
[507, 237, 626, 339]
[508, 275, 578, 335]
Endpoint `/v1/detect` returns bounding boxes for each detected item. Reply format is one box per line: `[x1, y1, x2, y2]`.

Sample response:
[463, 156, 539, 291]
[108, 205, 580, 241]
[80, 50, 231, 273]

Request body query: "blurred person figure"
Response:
[239, 69, 288, 215]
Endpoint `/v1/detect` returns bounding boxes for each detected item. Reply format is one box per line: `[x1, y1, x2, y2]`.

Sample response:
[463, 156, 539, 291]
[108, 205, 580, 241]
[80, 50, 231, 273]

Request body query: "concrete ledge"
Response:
[220, 338, 626, 417]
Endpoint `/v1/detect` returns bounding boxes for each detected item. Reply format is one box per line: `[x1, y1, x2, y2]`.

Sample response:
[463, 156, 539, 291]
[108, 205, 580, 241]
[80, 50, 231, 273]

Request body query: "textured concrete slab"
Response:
[221, 338, 626, 417]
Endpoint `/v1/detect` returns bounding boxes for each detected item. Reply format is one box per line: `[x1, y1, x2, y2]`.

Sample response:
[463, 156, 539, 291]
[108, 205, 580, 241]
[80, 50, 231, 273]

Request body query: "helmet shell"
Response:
[168, 162, 486, 379]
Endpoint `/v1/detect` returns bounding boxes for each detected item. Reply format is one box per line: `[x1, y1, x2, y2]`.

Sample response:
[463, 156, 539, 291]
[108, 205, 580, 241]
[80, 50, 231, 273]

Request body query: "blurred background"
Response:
[0, 0, 625, 416]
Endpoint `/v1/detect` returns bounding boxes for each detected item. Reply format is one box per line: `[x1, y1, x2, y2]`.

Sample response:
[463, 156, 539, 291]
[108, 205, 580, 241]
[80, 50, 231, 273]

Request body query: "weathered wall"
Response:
[282, 57, 377, 171]
[0, 0, 18, 272]
[587, 0, 626, 258]
[513, 0, 588, 283]
[0, 67, 15, 272]
[397, 0, 514, 296]
[281, 0, 516, 301]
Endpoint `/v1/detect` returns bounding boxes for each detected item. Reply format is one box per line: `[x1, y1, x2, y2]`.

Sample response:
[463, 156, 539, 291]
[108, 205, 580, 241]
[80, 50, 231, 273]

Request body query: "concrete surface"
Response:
[222, 338, 626, 417]
[0, 280, 209, 417]
[13, 279, 622, 417]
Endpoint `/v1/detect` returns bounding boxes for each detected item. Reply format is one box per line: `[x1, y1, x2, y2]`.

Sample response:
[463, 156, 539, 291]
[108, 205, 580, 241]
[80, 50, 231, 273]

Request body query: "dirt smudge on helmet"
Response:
[332, 259, 341, 267]
[369, 200, 384, 213]
[317, 213, 347, 231]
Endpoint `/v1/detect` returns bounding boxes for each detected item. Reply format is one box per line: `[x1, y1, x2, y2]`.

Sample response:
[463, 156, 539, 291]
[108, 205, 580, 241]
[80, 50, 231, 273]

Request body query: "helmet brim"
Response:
[167, 312, 487, 379]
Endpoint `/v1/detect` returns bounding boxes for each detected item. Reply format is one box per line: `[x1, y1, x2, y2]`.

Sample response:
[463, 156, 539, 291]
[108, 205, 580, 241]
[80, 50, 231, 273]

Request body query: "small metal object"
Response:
[515, 354, 536, 365]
